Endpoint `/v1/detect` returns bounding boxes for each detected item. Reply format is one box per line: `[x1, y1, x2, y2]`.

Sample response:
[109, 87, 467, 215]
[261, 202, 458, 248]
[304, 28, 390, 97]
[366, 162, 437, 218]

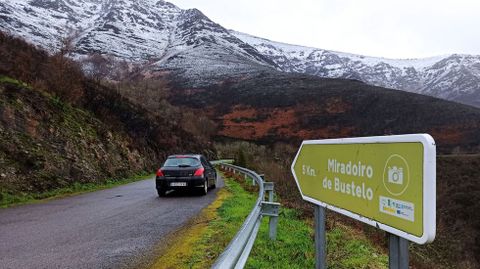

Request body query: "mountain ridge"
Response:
[0, 0, 479, 106]
[231, 31, 480, 107]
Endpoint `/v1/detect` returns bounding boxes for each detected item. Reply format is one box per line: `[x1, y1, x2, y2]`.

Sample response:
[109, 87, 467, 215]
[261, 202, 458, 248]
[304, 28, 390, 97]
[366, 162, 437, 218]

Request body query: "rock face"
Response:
[1, 0, 480, 107]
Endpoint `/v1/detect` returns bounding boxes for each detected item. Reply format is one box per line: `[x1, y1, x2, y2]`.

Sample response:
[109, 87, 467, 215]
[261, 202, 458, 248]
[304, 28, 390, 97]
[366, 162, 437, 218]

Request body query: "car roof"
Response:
[167, 154, 202, 159]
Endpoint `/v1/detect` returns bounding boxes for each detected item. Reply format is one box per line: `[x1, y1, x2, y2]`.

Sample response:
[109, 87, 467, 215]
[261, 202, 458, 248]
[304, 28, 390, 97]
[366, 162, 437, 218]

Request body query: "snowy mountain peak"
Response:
[231, 31, 480, 107]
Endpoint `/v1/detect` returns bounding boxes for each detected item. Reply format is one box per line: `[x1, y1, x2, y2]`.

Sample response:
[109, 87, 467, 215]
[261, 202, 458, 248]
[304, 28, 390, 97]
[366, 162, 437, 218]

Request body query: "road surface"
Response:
[0, 176, 223, 269]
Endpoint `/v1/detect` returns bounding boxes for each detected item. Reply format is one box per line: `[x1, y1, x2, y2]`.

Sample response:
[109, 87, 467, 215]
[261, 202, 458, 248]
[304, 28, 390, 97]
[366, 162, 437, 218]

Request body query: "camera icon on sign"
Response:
[388, 166, 404, 184]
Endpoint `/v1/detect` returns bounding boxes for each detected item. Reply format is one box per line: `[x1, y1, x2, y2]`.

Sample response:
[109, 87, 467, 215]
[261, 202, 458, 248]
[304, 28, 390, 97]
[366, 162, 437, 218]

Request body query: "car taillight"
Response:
[156, 169, 164, 177]
[194, 168, 205, 177]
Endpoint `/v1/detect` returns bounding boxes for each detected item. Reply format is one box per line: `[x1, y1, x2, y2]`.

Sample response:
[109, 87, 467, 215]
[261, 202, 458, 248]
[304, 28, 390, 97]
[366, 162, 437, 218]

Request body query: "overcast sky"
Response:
[168, 0, 480, 59]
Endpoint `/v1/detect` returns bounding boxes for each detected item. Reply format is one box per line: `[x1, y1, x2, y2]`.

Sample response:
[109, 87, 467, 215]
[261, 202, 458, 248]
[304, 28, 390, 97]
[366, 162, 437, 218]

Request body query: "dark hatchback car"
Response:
[155, 154, 217, 196]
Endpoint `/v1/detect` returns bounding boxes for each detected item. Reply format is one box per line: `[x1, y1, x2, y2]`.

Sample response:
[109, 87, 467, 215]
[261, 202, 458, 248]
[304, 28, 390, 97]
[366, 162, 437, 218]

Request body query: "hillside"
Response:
[412, 155, 480, 268]
[166, 71, 480, 154]
[0, 32, 213, 202]
[2, 0, 480, 107]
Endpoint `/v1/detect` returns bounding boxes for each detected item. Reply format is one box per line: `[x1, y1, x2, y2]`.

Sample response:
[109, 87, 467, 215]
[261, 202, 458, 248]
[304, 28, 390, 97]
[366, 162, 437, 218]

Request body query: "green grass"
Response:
[168, 177, 257, 268]
[325, 227, 388, 269]
[247, 199, 388, 269]
[0, 173, 153, 208]
[0, 75, 31, 89]
[156, 173, 388, 268]
[247, 207, 315, 268]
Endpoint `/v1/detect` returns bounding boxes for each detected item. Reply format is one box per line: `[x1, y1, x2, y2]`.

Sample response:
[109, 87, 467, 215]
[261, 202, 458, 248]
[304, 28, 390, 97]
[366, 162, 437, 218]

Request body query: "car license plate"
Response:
[170, 182, 187, 187]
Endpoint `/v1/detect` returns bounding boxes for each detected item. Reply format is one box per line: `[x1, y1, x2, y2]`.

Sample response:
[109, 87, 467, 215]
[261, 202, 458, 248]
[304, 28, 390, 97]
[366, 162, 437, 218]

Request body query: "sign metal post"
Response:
[389, 233, 409, 269]
[315, 205, 326, 269]
[291, 134, 436, 268]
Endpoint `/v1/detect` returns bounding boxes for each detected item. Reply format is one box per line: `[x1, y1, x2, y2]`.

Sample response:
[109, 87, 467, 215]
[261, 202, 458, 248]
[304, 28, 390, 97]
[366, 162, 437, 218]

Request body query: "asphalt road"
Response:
[0, 176, 224, 269]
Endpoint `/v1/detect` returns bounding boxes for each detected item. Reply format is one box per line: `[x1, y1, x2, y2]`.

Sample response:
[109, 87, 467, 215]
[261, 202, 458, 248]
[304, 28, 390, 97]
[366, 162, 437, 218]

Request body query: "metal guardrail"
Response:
[211, 162, 281, 269]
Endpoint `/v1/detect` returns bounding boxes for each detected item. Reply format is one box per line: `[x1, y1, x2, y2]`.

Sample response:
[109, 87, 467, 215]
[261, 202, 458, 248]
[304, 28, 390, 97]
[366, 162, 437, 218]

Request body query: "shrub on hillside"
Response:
[0, 31, 84, 104]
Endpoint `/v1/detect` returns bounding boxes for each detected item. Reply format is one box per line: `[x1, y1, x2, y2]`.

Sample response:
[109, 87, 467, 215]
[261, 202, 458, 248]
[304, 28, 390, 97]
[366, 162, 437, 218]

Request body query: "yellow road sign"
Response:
[291, 134, 436, 244]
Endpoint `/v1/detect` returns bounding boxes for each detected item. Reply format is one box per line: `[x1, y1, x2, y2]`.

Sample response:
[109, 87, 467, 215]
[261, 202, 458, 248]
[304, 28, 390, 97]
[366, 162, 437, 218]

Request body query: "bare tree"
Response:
[43, 25, 85, 103]
[56, 25, 82, 57]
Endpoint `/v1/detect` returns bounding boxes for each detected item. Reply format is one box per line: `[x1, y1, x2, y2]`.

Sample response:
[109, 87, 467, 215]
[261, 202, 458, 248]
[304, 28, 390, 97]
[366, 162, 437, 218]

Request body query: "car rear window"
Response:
[163, 157, 200, 167]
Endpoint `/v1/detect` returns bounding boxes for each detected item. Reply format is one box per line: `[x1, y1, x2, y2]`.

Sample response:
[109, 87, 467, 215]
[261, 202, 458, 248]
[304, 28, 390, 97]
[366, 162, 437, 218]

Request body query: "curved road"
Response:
[0, 176, 223, 269]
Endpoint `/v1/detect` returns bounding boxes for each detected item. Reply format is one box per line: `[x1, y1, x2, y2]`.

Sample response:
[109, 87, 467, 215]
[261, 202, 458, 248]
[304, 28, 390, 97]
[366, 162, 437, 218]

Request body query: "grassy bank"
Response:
[0, 173, 153, 208]
[151, 172, 388, 268]
[150, 174, 255, 269]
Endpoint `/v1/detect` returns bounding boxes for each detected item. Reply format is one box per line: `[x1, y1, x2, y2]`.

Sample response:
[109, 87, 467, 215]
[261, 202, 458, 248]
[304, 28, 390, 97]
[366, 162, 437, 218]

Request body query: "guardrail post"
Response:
[263, 182, 277, 241]
[264, 182, 274, 202]
[261, 201, 280, 241]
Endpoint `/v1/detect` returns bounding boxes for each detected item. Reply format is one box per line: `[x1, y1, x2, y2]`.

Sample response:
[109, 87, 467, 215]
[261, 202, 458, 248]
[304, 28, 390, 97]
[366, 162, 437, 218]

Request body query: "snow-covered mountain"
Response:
[232, 31, 480, 108]
[0, 0, 276, 86]
[1, 0, 479, 107]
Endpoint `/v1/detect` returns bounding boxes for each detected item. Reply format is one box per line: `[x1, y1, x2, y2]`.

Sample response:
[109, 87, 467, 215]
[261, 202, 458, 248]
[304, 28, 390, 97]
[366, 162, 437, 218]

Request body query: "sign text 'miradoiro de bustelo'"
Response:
[291, 134, 436, 244]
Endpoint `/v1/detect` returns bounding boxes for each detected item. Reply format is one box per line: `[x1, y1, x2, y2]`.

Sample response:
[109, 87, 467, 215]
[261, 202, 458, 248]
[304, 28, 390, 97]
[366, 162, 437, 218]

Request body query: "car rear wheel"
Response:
[201, 179, 208, 195]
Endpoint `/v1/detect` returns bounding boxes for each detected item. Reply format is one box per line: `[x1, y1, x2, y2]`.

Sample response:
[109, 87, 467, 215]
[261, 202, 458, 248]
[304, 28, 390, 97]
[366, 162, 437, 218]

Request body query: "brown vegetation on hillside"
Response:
[0, 31, 84, 104]
[0, 32, 214, 198]
[410, 155, 480, 269]
[219, 103, 357, 142]
[111, 79, 218, 145]
[168, 72, 480, 154]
